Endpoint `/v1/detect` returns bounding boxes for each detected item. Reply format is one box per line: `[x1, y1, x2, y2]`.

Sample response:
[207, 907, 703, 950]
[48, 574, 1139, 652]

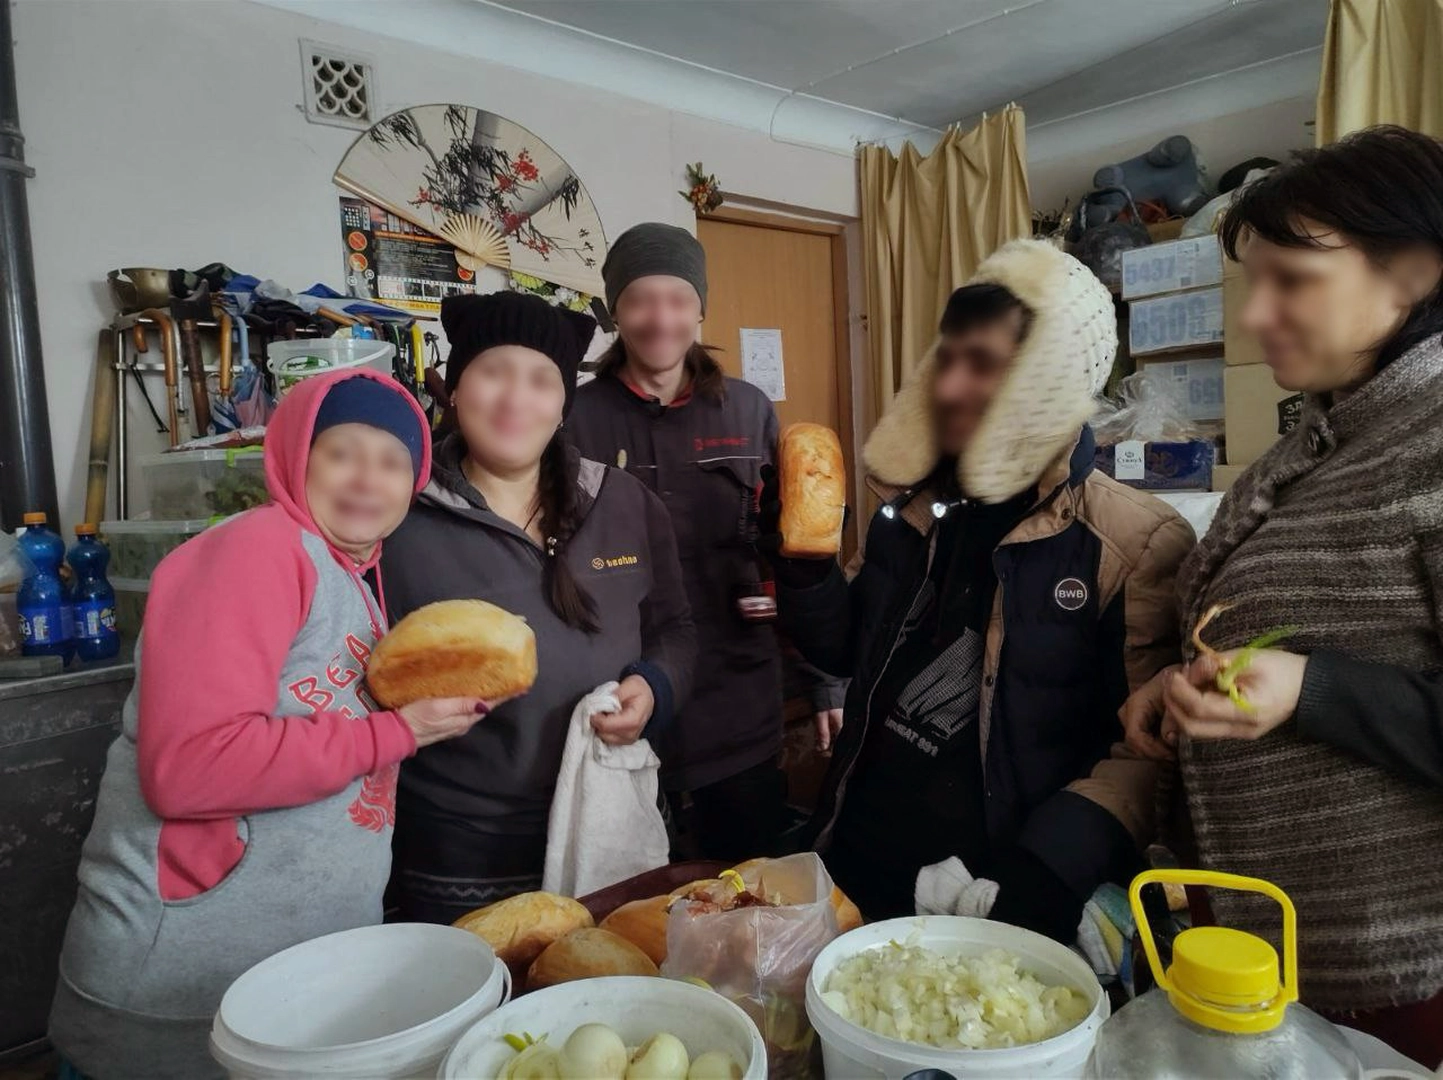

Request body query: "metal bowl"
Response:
[107, 267, 172, 313]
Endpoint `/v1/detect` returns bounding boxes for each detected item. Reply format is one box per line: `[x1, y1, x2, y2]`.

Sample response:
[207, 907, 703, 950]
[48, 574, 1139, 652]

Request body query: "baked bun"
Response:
[728, 857, 862, 930]
[367, 599, 536, 708]
[598, 894, 672, 965]
[527, 927, 659, 989]
[452, 891, 593, 969]
[778, 423, 845, 558]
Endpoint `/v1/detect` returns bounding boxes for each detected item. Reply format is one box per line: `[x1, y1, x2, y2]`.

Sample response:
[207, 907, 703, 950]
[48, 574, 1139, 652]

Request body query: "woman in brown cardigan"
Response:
[1121, 126, 1443, 1066]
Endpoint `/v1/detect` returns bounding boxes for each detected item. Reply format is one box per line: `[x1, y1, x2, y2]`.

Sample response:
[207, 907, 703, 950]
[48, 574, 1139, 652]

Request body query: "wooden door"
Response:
[697, 211, 856, 549]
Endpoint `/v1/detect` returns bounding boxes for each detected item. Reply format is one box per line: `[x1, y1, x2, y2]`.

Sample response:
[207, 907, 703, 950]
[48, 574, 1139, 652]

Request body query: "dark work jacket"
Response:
[569, 372, 791, 791]
[380, 436, 696, 838]
[778, 430, 1194, 905]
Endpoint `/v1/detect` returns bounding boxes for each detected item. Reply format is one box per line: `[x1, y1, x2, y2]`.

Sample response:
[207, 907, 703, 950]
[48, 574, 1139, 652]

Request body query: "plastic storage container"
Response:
[100, 519, 210, 580]
[140, 448, 267, 520]
[442, 976, 767, 1080]
[1081, 870, 1427, 1080]
[112, 577, 149, 640]
[209, 923, 509, 1079]
[266, 338, 394, 399]
[806, 916, 1108, 1079]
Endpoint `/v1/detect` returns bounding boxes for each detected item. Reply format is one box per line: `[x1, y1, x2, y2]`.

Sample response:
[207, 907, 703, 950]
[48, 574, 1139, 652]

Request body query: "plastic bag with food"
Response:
[1092, 369, 1207, 446]
[661, 852, 840, 1079]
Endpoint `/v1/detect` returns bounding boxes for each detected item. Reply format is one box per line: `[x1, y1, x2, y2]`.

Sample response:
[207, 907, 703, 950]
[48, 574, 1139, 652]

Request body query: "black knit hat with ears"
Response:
[441, 291, 597, 417]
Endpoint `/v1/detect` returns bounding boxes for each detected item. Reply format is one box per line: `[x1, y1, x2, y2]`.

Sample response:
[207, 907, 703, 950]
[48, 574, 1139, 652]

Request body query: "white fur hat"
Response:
[863, 240, 1116, 503]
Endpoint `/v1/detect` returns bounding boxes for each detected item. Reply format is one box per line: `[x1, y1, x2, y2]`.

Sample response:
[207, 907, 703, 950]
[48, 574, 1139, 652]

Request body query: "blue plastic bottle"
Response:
[68, 524, 119, 662]
[17, 512, 73, 661]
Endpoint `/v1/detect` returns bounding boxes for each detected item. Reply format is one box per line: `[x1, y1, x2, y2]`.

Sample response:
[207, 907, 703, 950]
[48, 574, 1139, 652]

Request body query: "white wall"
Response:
[1026, 95, 1317, 213]
[12, 0, 858, 525]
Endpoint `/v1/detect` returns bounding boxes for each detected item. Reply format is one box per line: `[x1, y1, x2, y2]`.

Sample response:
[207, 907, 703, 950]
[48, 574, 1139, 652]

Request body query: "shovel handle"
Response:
[140, 309, 180, 445]
[178, 319, 212, 436]
[218, 313, 234, 396]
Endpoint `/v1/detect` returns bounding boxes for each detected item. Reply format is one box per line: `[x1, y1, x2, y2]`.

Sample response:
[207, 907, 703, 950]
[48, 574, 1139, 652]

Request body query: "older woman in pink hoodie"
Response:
[49, 371, 484, 1080]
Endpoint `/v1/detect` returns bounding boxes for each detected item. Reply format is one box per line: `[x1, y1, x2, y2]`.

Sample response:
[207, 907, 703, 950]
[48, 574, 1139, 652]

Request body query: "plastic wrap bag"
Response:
[1092, 369, 1206, 446]
[661, 852, 840, 1078]
[0, 531, 33, 657]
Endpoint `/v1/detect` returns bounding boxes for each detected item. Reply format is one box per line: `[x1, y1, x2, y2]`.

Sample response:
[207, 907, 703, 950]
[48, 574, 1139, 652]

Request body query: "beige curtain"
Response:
[859, 106, 1031, 437]
[1317, 0, 1443, 144]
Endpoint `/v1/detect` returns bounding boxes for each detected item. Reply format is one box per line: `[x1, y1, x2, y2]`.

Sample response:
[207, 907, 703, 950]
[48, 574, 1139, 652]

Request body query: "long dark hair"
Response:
[1220, 125, 1443, 372]
[537, 431, 600, 634]
[593, 337, 727, 401]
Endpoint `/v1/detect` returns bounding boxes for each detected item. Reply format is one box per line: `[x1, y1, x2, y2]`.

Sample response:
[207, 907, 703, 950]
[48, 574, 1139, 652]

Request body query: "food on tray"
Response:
[777, 422, 846, 558]
[367, 598, 537, 708]
[453, 892, 593, 969]
[527, 928, 660, 989]
[495, 1023, 742, 1080]
[599, 895, 672, 965]
[820, 941, 1090, 1050]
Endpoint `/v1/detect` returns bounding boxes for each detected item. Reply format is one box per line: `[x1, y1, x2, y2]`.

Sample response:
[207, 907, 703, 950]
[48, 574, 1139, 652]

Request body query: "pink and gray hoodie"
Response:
[49, 370, 430, 1080]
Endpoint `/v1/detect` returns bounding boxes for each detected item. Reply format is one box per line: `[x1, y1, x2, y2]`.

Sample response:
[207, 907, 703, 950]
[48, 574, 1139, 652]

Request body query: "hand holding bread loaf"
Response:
[776, 423, 845, 558]
[367, 599, 537, 709]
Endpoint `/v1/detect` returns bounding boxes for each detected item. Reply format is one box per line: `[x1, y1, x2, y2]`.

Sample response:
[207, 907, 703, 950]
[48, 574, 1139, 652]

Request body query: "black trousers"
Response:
[667, 757, 788, 864]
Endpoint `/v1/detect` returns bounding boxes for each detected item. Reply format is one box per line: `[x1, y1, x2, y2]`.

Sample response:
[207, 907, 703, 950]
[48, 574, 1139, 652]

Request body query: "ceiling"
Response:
[489, 0, 1328, 132]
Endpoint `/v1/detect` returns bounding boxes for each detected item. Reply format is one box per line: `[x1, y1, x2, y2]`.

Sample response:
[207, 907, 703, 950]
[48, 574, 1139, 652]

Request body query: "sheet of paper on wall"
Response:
[740, 328, 786, 402]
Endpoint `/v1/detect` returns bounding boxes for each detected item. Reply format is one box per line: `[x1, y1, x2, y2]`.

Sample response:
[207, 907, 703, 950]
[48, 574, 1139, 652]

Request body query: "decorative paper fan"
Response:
[334, 104, 607, 295]
[437, 213, 510, 273]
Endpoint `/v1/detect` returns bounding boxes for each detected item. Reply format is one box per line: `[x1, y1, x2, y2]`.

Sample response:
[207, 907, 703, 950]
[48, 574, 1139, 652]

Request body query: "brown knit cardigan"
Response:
[1177, 332, 1443, 1013]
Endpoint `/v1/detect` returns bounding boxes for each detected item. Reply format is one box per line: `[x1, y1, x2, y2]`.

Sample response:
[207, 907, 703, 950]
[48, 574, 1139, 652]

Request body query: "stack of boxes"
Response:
[1106, 236, 1227, 491]
[1217, 260, 1304, 490]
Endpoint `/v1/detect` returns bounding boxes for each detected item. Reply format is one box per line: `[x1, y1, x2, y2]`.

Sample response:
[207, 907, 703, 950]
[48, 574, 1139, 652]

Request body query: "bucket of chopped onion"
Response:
[805, 916, 1108, 1079]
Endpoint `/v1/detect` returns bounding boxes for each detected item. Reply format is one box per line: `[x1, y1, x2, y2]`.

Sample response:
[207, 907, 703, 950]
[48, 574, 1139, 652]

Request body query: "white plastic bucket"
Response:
[806, 916, 1109, 1080]
[210, 923, 509, 1079]
[266, 338, 395, 398]
[441, 976, 767, 1080]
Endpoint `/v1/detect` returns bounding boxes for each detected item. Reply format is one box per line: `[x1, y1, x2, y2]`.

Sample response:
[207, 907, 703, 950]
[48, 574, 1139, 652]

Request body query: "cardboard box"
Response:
[1224, 363, 1304, 465]
[1212, 464, 1247, 492]
[1121, 235, 1224, 299]
[1223, 259, 1265, 366]
[1137, 353, 1225, 422]
[1094, 439, 1215, 491]
[1129, 287, 1225, 356]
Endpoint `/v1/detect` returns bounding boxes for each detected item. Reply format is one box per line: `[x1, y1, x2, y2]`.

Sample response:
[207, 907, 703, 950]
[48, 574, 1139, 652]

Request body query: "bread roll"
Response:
[778, 423, 845, 558]
[367, 599, 536, 708]
[728, 858, 863, 930]
[598, 895, 672, 965]
[452, 891, 593, 968]
[527, 927, 659, 989]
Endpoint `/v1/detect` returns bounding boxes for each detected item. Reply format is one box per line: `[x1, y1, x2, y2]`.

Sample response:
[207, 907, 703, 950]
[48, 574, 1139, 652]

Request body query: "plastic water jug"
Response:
[1083, 870, 1428, 1079]
[68, 524, 119, 662]
[17, 512, 72, 661]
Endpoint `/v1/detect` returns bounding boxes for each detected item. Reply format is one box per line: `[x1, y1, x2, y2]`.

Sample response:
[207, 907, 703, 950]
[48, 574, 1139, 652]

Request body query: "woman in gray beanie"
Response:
[569, 223, 845, 862]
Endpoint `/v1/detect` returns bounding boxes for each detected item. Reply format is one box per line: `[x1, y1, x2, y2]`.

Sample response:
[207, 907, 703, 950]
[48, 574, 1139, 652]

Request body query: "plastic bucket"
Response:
[266, 338, 395, 399]
[441, 976, 767, 1080]
[806, 916, 1109, 1080]
[210, 923, 509, 1079]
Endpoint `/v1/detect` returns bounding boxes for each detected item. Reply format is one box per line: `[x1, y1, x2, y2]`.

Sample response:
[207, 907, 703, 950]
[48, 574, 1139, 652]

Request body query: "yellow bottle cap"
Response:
[23, 511, 46, 526]
[1165, 926, 1287, 1034]
[75, 523, 97, 536]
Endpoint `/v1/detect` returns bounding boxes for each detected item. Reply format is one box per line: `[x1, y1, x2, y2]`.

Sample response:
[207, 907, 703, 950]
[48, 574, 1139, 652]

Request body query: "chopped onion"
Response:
[821, 941, 1089, 1050]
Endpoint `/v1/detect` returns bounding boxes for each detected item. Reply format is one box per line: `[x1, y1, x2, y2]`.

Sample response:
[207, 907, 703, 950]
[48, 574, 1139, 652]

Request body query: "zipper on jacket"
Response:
[815, 528, 938, 851]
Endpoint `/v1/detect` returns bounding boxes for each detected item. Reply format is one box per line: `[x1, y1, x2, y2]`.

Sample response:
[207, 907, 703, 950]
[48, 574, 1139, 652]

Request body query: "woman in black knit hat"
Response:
[380, 290, 695, 921]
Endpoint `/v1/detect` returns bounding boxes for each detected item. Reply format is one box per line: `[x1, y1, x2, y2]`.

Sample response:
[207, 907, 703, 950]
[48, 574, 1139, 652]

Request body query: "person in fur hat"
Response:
[760, 240, 1193, 940]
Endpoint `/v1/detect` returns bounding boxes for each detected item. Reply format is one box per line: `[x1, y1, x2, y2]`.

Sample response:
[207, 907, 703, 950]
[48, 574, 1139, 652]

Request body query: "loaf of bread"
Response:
[452, 891, 593, 968]
[527, 927, 659, 989]
[367, 599, 536, 708]
[778, 423, 845, 558]
[598, 894, 672, 965]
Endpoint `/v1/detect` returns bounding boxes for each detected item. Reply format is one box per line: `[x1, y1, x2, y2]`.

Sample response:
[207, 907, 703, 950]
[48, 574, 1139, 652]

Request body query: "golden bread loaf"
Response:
[367, 599, 536, 708]
[598, 894, 672, 965]
[451, 891, 593, 968]
[778, 423, 846, 558]
[527, 927, 660, 989]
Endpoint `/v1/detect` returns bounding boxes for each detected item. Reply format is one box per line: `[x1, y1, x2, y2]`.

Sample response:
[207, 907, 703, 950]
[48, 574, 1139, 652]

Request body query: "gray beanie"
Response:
[602, 223, 707, 314]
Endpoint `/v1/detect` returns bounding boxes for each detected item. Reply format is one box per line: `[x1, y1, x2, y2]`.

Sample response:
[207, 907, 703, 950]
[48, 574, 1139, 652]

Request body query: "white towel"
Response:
[543, 681, 670, 898]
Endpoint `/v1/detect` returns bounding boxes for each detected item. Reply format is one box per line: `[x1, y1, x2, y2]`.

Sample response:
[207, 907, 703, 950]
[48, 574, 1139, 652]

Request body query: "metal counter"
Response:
[0, 653, 133, 1058]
